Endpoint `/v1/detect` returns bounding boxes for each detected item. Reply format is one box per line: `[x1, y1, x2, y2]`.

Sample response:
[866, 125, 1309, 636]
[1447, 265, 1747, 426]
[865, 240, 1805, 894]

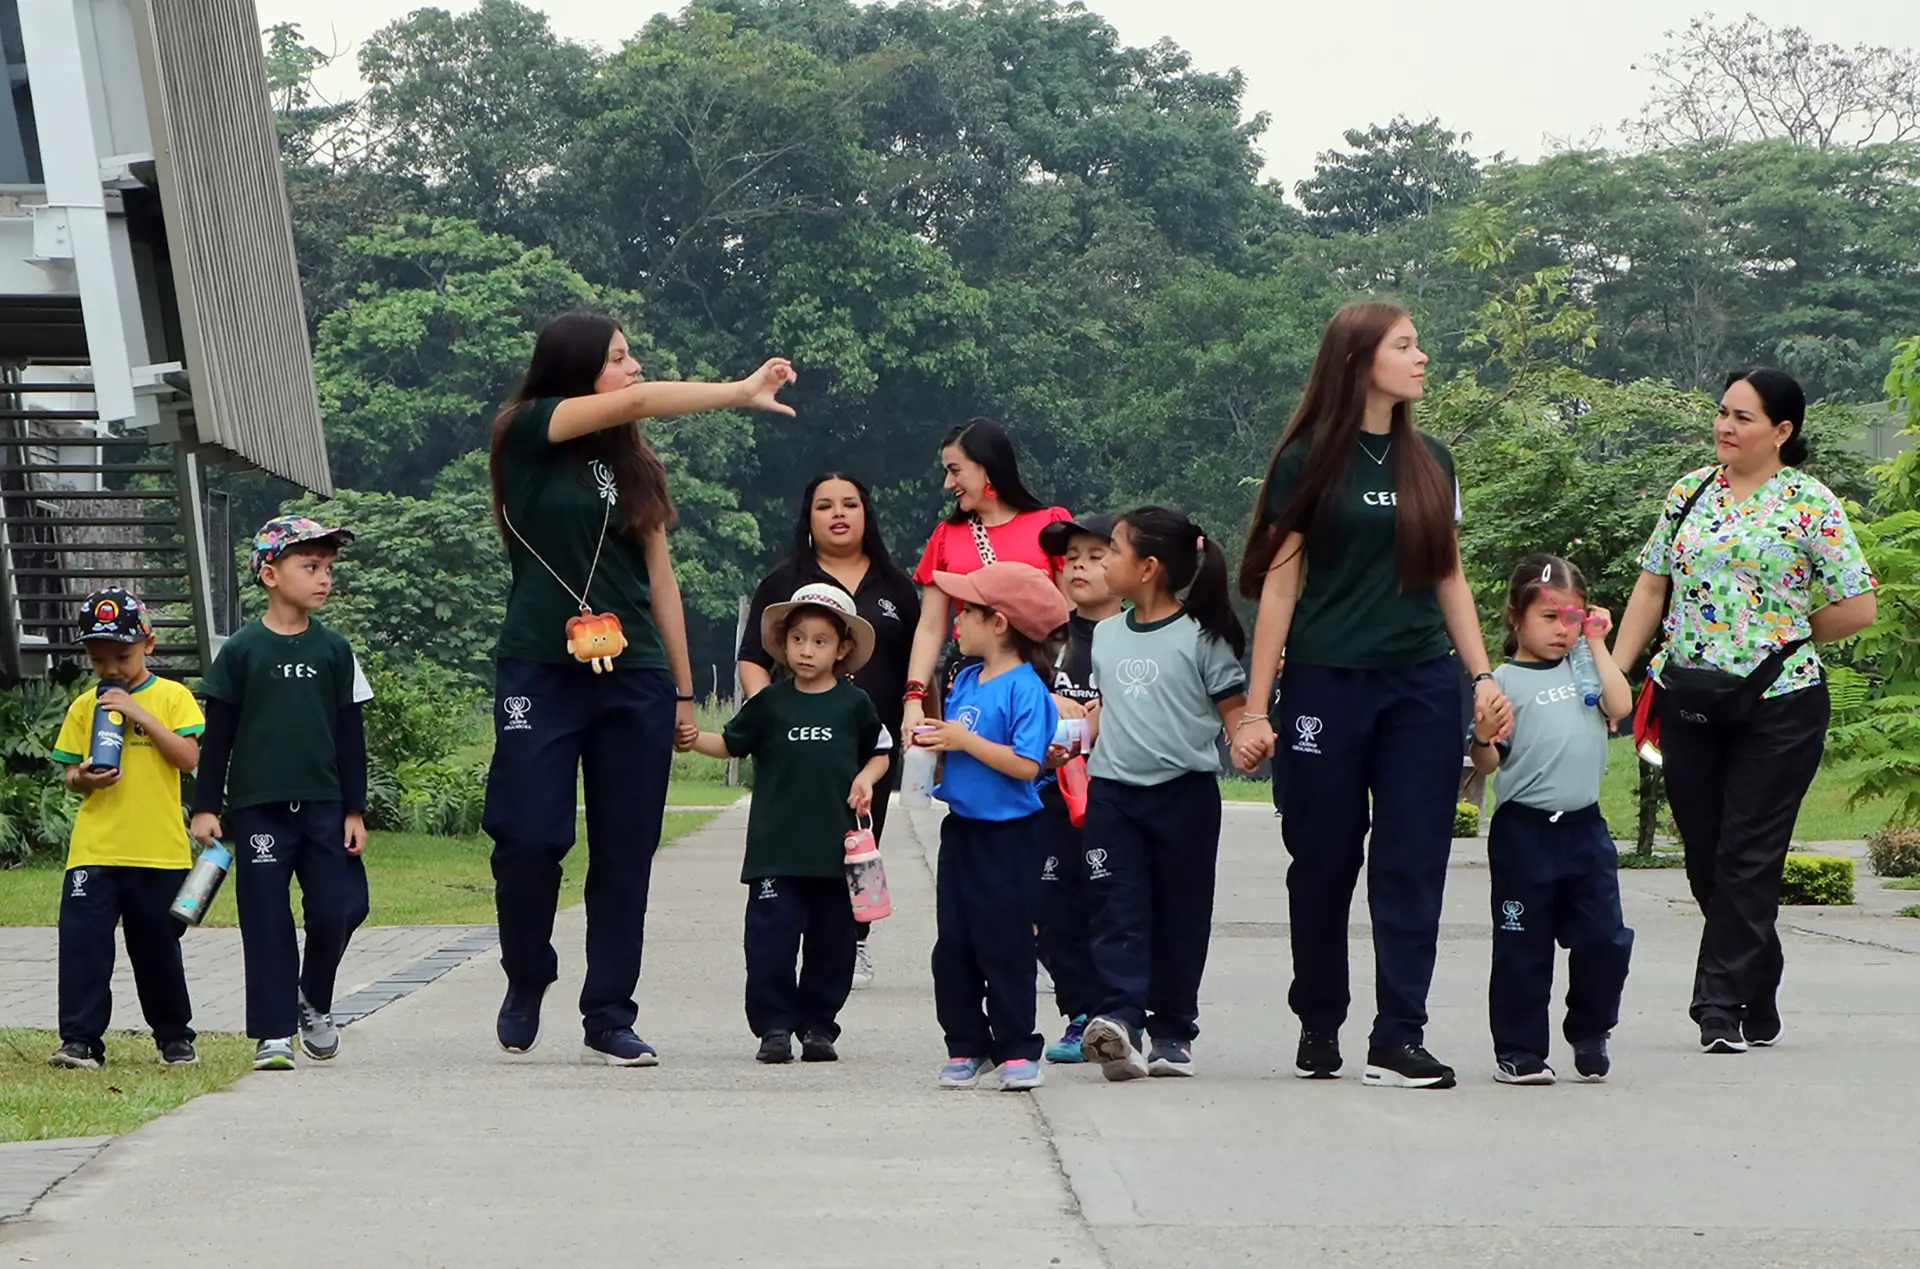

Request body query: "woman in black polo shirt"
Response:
[485, 310, 794, 1067]
[739, 473, 920, 987]
[1232, 301, 1506, 1092]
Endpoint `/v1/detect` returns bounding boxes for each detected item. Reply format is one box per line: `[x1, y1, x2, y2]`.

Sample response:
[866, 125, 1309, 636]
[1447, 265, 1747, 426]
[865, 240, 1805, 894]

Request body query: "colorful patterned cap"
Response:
[77, 587, 155, 643]
[249, 515, 355, 576]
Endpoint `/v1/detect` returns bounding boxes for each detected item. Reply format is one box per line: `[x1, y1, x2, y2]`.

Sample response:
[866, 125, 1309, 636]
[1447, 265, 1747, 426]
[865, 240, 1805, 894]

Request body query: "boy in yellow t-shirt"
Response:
[46, 589, 206, 1069]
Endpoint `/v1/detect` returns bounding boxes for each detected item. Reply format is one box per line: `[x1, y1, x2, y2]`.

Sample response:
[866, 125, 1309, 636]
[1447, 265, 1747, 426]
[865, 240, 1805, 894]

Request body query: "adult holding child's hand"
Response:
[483, 310, 796, 1068]
[1235, 301, 1505, 1092]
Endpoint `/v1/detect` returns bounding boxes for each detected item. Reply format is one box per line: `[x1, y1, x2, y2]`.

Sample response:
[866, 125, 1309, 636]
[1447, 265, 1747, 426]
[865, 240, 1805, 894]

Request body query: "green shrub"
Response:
[0, 681, 81, 864]
[360, 654, 487, 770]
[395, 759, 487, 837]
[1898, 904, 1920, 919]
[1453, 802, 1480, 838]
[1865, 824, 1920, 878]
[1779, 854, 1855, 906]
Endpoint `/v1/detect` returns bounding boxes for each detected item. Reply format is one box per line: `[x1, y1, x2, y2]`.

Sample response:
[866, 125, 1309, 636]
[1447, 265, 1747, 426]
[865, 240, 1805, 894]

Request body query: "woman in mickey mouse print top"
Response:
[483, 310, 795, 1068]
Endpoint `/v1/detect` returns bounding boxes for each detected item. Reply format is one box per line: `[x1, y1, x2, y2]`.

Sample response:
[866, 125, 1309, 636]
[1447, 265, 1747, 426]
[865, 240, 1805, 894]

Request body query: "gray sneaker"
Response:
[297, 990, 340, 1061]
[253, 1038, 296, 1071]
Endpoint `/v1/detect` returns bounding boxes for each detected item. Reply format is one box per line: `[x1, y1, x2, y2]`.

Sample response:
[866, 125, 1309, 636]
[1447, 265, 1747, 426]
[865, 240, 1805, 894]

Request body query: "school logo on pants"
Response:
[1293, 716, 1324, 755]
[757, 879, 778, 900]
[1085, 848, 1111, 880]
[250, 834, 277, 865]
[1041, 855, 1058, 882]
[1499, 900, 1525, 932]
[69, 869, 88, 898]
[503, 696, 533, 732]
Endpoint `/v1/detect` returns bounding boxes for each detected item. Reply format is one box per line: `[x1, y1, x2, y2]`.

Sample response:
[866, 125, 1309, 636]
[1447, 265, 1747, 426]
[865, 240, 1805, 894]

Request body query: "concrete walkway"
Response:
[3, 801, 1917, 1266]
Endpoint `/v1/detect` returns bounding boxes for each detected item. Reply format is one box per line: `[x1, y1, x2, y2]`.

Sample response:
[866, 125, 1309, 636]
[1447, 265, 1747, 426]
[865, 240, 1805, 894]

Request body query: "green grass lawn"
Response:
[0, 1029, 254, 1143]
[0, 809, 720, 928]
[1884, 877, 1920, 891]
[1223, 736, 1881, 843]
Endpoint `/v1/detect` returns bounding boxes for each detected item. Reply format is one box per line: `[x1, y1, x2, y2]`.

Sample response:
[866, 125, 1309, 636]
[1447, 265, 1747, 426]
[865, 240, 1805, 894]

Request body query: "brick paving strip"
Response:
[0, 923, 499, 1222]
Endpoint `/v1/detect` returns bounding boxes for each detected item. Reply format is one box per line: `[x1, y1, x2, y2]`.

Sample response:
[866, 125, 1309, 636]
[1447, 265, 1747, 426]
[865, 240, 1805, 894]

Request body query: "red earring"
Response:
[983, 481, 998, 500]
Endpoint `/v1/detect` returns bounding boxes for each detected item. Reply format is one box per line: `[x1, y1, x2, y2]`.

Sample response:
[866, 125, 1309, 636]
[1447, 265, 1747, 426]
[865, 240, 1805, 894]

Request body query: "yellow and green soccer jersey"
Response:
[51, 676, 205, 870]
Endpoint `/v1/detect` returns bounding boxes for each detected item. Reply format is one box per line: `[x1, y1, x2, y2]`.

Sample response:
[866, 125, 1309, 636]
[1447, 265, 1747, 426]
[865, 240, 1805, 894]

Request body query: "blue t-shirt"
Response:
[935, 662, 1057, 822]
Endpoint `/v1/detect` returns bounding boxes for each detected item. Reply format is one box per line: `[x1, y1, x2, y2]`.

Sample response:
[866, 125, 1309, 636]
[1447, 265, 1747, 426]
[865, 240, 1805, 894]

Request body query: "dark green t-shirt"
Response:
[199, 618, 369, 810]
[723, 680, 887, 882]
[494, 398, 667, 670]
[1264, 430, 1459, 669]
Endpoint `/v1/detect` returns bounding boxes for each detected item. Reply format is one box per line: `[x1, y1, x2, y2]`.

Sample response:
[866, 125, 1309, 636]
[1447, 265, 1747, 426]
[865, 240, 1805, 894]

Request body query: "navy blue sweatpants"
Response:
[484, 658, 674, 1038]
[1035, 798, 1100, 1021]
[1278, 656, 1463, 1049]
[58, 865, 193, 1057]
[932, 812, 1046, 1064]
[1487, 802, 1634, 1061]
[743, 876, 857, 1040]
[1083, 771, 1221, 1043]
[230, 800, 369, 1041]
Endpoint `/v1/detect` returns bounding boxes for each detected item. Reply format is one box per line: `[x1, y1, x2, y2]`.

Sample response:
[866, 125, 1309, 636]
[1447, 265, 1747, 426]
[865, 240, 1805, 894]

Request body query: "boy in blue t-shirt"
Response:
[912, 563, 1065, 1093]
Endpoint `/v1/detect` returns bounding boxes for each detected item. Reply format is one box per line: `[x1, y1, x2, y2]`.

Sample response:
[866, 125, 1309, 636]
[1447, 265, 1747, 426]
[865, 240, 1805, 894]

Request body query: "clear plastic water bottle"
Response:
[170, 842, 232, 926]
[844, 819, 892, 923]
[1052, 717, 1089, 754]
[88, 677, 127, 772]
[899, 729, 938, 808]
[1567, 641, 1603, 709]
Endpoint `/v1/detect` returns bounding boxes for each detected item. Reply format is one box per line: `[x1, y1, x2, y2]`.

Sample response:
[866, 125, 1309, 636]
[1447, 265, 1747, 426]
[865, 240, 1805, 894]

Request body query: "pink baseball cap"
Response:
[932, 562, 1070, 643]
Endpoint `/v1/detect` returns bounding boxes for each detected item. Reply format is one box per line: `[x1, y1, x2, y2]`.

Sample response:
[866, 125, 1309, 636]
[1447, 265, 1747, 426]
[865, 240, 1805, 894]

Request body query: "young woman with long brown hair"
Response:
[483, 310, 794, 1066]
[1231, 301, 1506, 1091]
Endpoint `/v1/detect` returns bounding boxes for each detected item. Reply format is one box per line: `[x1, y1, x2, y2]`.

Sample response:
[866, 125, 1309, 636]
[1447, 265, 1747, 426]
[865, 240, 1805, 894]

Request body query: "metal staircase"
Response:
[0, 374, 228, 680]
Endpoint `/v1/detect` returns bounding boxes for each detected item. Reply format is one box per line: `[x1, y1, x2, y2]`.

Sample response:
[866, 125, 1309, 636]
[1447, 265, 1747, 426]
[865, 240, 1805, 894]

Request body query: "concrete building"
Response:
[0, 0, 330, 680]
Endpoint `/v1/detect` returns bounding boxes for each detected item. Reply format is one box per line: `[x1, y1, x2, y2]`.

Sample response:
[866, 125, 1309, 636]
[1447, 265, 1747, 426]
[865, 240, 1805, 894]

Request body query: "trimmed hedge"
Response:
[1454, 802, 1481, 838]
[1865, 825, 1920, 878]
[1779, 854, 1855, 906]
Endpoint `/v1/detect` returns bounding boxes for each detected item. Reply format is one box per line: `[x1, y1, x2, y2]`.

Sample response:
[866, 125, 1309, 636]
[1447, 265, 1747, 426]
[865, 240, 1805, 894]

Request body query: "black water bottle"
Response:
[87, 677, 128, 773]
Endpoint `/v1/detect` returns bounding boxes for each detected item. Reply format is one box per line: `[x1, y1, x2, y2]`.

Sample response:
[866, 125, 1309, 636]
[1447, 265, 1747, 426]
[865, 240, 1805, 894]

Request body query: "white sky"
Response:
[254, 0, 1915, 187]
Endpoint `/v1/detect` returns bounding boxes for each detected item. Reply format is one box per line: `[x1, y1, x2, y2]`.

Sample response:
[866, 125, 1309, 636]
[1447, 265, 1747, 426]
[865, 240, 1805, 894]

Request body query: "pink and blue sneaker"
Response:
[938, 1055, 992, 1089]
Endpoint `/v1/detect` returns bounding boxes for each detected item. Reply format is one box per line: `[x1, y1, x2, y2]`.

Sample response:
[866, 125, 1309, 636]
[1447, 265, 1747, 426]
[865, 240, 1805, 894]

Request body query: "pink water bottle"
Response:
[844, 816, 892, 923]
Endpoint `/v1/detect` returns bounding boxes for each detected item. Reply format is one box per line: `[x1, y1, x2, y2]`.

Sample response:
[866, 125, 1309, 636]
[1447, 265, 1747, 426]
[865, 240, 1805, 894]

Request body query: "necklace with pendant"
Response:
[1357, 434, 1392, 466]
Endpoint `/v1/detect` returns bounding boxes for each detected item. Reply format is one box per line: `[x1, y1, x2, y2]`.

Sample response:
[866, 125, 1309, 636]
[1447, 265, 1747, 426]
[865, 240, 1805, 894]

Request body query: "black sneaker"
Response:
[1493, 1053, 1556, 1085]
[158, 1039, 198, 1067]
[1294, 1029, 1343, 1079]
[1700, 1018, 1747, 1054]
[48, 1041, 100, 1070]
[582, 1027, 660, 1067]
[756, 1031, 794, 1063]
[1363, 1043, 1457, 1089]
[1572, 1036, 1611, 1082]
[800, 1028, 839, 1063]
[496, 981, 550, 1054]
[1743, 999, 1783, 1047]
[1146, 1037, 1193, 1077]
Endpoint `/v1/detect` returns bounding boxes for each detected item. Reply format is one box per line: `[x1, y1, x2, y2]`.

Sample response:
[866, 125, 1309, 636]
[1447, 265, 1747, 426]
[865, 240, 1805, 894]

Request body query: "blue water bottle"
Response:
[87, 677, 128, 772]
[1567, 641, 1603, 709]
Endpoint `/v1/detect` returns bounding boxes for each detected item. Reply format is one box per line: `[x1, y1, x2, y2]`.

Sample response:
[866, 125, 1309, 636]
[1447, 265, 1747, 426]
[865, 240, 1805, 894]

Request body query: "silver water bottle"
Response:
[170, 841, 232, 926]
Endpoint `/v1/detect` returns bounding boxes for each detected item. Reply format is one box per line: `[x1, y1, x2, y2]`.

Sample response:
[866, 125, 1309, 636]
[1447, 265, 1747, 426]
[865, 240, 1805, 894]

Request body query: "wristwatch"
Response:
[1472, 672, 1496, 685]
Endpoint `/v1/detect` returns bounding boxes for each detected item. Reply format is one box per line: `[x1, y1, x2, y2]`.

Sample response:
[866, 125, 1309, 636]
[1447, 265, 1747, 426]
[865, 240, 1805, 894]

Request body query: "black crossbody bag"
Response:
[1656, 471, 1809, 728]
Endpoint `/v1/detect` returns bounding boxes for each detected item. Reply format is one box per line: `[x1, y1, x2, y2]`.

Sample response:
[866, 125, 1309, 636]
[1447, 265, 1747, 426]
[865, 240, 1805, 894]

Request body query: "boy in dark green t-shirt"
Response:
[688, 583, 890, 1064]
[191, 517, 374, 1072]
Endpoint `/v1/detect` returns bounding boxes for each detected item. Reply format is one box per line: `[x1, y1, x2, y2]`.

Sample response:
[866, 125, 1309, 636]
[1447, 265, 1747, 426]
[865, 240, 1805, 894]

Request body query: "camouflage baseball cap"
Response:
[77, 587, 155, 643]
[250, 515, 355, 576]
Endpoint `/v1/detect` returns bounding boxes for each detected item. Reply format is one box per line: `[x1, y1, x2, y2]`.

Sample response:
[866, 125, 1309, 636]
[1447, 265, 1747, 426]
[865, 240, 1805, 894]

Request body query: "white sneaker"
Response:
[297, 990, 340, 1061]
[851, 941, 874, 990]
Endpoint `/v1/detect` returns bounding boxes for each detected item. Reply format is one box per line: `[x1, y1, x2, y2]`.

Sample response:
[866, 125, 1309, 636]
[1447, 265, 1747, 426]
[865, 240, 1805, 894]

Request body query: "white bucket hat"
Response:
[760, 582, 876, 674]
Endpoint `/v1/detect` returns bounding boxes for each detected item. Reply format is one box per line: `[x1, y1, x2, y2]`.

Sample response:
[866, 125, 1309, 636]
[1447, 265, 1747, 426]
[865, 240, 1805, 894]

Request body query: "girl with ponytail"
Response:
[1074, 507, 1248, 1082]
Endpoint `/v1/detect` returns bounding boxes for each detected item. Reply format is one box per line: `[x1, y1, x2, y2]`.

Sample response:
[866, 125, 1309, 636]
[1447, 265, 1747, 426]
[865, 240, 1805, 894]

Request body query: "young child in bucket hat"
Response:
[46, 588, 206, 1069]
[686, 583, 892, 1063]
[190, 515, 374, 1071]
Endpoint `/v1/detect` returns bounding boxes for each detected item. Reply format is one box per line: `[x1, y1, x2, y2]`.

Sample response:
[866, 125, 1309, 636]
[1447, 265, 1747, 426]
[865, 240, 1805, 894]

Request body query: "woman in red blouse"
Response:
[900, 418, 1072, 730]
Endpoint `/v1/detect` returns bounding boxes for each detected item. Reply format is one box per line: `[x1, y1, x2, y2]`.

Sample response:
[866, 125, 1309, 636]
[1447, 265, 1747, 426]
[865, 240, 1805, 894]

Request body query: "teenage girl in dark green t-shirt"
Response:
[1231, 301, 1510, 1093]
[482, 309, 795, 1068]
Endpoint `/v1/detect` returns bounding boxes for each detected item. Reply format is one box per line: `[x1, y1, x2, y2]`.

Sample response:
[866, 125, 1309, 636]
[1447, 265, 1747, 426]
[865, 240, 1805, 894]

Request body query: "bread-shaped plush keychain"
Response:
[566, 612, 628, 673]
